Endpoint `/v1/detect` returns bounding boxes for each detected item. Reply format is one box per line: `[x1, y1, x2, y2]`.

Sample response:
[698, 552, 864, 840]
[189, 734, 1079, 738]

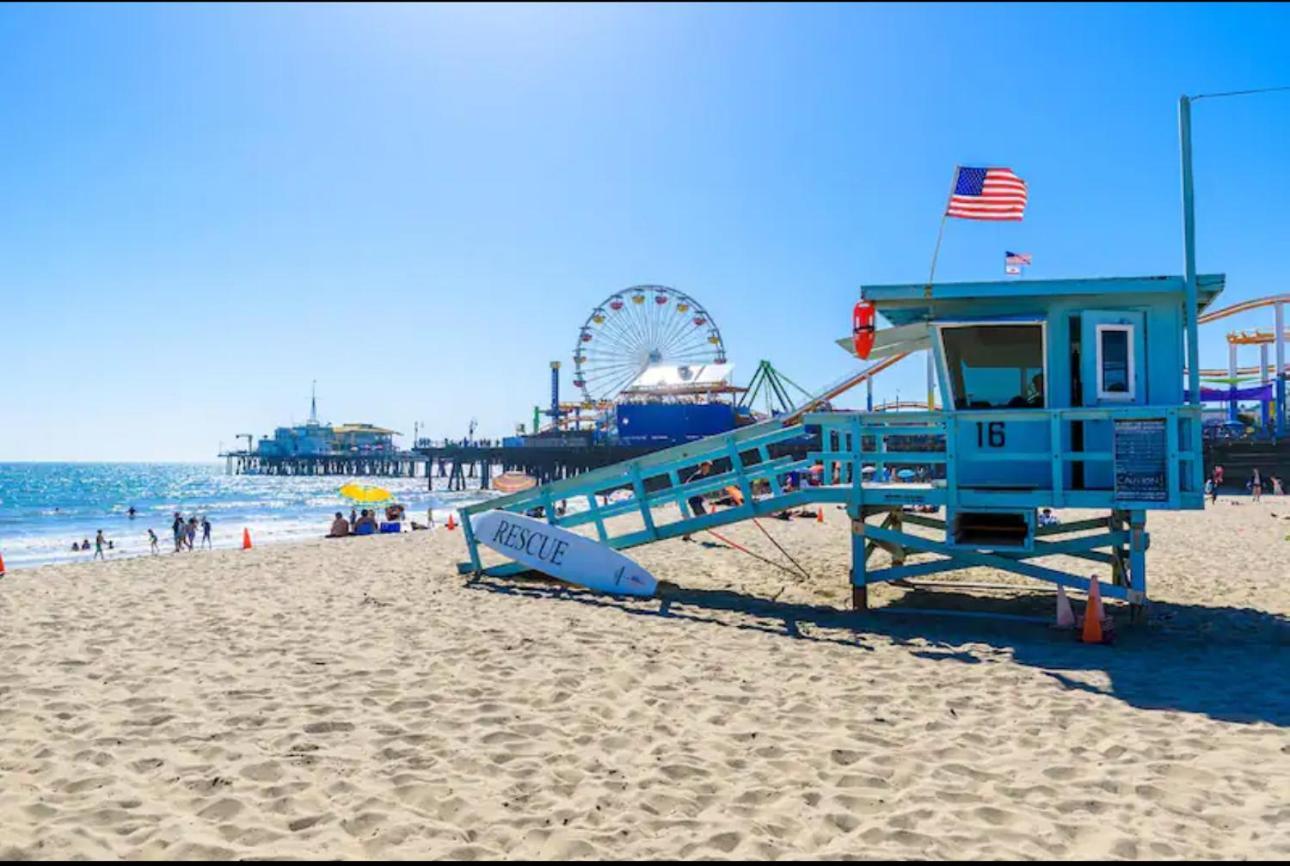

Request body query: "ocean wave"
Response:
[0, 462, 491, 569]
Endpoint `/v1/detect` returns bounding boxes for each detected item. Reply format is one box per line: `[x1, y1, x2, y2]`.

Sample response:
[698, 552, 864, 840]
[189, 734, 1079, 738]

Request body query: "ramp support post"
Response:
[1128, 509, 1148, 621]
[850, 510, 868, 611]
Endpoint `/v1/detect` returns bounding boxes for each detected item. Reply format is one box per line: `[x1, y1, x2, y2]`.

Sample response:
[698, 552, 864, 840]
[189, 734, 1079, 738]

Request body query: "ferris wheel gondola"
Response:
[571, 285, 727, 403]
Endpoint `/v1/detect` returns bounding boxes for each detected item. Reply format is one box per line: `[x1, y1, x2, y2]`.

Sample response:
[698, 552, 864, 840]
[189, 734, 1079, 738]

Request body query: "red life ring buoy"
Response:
[852, 300, 876, 359]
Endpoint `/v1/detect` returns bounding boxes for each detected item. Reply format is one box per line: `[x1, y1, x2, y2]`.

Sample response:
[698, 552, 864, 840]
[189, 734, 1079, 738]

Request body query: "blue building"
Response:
[613, 362, 744, 446]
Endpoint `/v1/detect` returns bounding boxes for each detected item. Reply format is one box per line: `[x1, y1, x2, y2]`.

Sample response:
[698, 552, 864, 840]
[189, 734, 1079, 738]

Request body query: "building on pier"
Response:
[220, 384, 408, 475]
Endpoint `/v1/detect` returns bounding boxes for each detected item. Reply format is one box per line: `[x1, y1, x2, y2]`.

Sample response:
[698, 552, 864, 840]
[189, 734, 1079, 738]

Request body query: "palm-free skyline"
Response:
[3, 3, 1288, 460]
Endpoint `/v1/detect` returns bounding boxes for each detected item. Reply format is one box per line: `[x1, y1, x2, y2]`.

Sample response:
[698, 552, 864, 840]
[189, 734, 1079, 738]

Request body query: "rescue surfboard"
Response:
[471, 509, 658, 597]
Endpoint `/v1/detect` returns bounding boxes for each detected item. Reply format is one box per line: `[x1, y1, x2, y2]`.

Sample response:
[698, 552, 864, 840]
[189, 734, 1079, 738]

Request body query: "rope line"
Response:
[752, 518, 812, 581]
[704, 529, 802, 580]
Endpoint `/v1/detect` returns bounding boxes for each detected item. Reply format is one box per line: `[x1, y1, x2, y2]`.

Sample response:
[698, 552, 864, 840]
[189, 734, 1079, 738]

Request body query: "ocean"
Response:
[0, 463, 489, 570]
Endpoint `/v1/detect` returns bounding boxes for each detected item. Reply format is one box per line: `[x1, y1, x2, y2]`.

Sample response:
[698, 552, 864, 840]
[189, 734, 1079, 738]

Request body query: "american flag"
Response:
[1005, 251, 1032, 266]
[946, 167, 1027, 221]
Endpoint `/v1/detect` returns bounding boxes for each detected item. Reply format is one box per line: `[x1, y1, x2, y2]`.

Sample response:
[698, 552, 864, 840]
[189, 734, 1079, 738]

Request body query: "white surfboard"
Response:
[471, 510, 658, 597]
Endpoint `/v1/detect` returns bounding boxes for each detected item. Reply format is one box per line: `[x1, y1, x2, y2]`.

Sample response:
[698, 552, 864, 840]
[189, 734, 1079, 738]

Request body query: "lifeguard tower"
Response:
[829, 272, 1222, 614]
[456, 270, 1222, 621]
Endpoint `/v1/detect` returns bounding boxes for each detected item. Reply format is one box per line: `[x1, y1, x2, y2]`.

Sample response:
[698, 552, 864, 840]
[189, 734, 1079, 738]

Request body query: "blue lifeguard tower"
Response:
[456, 270, 1222, 620]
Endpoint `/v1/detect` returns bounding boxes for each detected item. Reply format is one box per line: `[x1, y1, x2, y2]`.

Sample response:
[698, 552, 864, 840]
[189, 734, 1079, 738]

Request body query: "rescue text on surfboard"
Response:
[488, 518, 570, 567]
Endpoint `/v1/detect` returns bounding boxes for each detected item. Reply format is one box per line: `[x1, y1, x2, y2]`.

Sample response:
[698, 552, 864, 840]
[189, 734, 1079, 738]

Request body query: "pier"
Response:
[220, 450, 425, 478]
[413, 441, 661, 492]
[413, 430, 881, 491]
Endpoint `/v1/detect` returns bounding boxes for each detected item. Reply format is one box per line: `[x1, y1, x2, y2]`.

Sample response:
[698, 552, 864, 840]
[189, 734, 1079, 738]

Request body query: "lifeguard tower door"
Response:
[1080, 310, 1147, 489]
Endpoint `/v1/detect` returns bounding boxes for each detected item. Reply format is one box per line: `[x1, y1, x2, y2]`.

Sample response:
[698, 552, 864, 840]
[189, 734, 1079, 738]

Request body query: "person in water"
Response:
[127, 506, 137, 519]
[201, 517, 212, 549]
[148, 529, 159, 554]
[94, 530, 106, 561]
[81, 537, 91, 551]
[172, 513, 184, 553]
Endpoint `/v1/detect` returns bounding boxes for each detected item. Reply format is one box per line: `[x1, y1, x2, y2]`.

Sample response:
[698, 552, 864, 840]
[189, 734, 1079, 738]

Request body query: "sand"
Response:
[0, 498, 1287, 860]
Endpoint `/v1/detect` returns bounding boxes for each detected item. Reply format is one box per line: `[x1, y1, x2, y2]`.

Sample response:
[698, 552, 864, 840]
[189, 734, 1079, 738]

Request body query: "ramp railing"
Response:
[456, 419, 822, 575]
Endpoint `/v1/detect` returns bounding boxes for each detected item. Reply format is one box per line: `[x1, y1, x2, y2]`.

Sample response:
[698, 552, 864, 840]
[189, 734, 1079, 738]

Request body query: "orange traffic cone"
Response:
[1081, 578, 1104, 644]
[242, 528, 253, 550]
[446, 513, 458, 531]
[1055, 585, 1075, 629]
[817, 508, 824, 524]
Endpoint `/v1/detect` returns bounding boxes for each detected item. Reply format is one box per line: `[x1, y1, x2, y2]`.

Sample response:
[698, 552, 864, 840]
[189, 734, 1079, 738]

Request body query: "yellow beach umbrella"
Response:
[339, 483, 392, 504]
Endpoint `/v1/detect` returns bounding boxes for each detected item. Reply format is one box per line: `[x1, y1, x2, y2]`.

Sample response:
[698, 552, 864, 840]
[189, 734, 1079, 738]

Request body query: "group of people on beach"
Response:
[328, 505, 421, 537]
[329, 508, 378, 537]
[69, 508, 211, 560]
[1205, 464, 1284, 504]
[169, 512, 213, 552]
[70, 530, 115, 559]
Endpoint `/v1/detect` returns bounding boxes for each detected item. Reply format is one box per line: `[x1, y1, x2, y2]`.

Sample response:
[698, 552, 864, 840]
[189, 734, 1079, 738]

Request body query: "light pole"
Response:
[1178, 85, 1290, 436]
[1178, 95, 1200, 410]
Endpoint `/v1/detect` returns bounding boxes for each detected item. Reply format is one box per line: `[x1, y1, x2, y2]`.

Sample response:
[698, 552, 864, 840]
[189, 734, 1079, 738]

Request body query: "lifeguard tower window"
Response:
[1096, 324, 1135, 400]
[939, 323, 1046, 410]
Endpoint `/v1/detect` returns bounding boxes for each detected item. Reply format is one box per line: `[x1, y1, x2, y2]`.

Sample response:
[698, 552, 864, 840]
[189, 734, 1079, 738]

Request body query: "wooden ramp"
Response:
[457, 357, 913, 579]
[455, 418, 831, 577]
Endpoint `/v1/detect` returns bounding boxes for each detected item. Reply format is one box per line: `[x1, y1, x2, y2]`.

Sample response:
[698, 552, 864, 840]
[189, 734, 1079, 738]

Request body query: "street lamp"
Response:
[1178, 85, 1290, 436]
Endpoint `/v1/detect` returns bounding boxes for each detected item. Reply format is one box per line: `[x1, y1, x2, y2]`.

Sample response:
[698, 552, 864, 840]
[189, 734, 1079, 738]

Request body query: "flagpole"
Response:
[922, 165, 959, 410]
[927, 165, 960, 286]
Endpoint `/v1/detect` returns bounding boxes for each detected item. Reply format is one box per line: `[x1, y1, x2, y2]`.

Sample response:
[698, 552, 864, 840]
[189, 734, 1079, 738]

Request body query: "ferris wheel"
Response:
[572, 285, 727, 403]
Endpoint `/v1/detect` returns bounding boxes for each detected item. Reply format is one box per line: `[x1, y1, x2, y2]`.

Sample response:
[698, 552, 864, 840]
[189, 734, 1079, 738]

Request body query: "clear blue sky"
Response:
[2, 3, 1288, 461]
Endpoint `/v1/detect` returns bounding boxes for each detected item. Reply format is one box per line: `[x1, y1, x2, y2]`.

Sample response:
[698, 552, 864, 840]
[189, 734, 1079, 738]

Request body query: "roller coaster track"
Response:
[1198, 293, 1290, 326]
[1192, 294, 1290, 377]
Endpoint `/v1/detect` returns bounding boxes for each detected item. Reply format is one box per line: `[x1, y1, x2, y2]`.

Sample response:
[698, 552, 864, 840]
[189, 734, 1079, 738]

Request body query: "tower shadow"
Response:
[465, 574, 1290, 727]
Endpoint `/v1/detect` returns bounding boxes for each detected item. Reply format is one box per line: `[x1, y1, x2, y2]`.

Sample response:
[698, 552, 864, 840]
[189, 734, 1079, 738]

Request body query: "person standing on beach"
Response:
[201, 517, 212, 549]
[172, 512, 184, 553]
[185, 517, 197, 550]
[1251, 468, 1262, 502]
[148, 529, 159, 554]
[681, 461, 714, 541]
[94, 530, 106, 561]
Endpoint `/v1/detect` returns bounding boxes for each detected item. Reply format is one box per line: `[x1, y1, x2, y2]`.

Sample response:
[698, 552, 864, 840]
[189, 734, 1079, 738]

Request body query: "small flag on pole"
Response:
[1005, 250, 1032, 275]
[946, 167, 1028, 221]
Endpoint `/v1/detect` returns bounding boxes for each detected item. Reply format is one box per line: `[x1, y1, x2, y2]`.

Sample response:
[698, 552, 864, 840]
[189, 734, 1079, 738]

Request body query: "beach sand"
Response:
[1, 499, 1287, 859]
